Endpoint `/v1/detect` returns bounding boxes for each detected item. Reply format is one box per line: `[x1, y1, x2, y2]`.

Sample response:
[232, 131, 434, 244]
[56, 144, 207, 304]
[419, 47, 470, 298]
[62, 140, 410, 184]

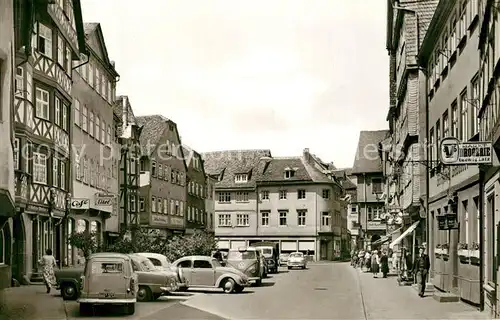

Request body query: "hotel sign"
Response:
[151, 214, 168, 225]
[440, 137, 492, 165]
[94, 194, 114, 211]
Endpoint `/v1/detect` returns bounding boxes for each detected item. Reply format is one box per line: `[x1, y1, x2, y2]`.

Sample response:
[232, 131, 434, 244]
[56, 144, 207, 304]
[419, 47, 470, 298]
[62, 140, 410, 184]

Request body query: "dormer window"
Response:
[284, 168, 295, 179]
[235, 174, 248, 183]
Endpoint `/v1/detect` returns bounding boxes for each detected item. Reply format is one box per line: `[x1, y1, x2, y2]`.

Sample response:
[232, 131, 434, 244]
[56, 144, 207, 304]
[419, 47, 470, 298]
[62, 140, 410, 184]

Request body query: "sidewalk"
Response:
[354, 267, 489, 319]
[0, 285, 66, 320]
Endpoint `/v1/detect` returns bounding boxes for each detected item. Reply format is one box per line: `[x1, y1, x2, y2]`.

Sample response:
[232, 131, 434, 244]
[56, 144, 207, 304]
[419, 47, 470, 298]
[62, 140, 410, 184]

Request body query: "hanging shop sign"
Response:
[437, 214, 459, 230]
[70, 198, 90, 210]
[94, 193, 114, 211]
[440, 137, 492, 165]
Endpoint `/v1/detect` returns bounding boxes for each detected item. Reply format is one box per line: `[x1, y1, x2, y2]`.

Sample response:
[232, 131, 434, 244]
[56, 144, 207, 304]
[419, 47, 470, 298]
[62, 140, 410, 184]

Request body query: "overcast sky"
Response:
[81, 0, 388, 168]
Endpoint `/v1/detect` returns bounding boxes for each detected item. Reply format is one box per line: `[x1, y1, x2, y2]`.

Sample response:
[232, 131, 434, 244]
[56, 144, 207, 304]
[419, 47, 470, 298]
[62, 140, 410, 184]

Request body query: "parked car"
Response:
[55, 266, 84, 300]
[250, 241, 280, 273]
[225, 247, 263, 285]
[279, 253, 290, 266]
[171, 256, 249, 293]
[287, 252, 307, 269]
[78, 252, 137, 315]
[135, 252, 186, 289]
[129, 254, 178, 301]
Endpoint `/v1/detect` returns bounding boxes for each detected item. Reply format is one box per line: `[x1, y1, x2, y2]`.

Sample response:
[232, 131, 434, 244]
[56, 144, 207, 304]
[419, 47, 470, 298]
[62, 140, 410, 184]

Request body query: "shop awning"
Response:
[371, 227, 402, 246]
[389, 221, 419, 249]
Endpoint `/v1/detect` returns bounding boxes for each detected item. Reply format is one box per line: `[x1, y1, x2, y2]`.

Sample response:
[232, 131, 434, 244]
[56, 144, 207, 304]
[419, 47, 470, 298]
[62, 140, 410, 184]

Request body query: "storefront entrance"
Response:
[11, 214, 25, 283]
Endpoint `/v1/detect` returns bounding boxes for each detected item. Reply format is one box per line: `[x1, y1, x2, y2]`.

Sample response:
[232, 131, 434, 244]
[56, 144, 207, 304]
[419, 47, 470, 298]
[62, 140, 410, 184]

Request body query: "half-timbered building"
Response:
[183, 146, 207, 234]
[114, 96, 141, 235]
[12, 0, 87, 282]
[69, 22, 120, 259]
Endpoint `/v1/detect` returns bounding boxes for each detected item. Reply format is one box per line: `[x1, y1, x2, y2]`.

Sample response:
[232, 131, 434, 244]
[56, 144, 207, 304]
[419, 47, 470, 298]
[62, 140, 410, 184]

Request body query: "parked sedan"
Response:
[287, 252, 307, 269]
[136, 252, 186, 288]
[129, 254, 178, 301]
[279, 253, 290, 266]
[171, 256, 249, 293]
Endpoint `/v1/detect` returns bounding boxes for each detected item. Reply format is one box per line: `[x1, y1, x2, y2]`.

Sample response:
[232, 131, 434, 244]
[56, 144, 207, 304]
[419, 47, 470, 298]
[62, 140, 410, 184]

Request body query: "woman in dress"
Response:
[39, 248, 57, 293]
[371, 250, 380, 278]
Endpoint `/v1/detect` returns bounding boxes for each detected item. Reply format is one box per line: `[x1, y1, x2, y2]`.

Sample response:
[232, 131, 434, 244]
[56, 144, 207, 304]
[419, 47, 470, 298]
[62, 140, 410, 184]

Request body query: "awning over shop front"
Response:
[389, 221, 419, 249]
[371, 227, 402, 246]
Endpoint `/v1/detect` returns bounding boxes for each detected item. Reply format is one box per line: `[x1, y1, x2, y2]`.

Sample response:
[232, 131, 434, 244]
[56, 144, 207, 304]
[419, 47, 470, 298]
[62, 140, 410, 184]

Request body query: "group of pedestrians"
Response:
[351, 248, 390, 278]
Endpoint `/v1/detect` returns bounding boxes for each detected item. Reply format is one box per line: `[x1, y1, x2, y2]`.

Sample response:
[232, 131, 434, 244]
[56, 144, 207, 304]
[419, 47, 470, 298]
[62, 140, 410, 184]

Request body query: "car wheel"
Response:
[234, 285, 244, 293]
[125, 303, 135, 315]
[222, 278, 236, 293]
[137, 286, 152, 302]
[61, 283, 77, 300]
[79, 303, 92, 316]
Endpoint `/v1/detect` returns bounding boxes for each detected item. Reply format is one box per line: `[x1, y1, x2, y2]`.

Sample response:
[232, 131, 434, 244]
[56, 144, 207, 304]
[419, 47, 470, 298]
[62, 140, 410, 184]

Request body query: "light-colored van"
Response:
[78, 253, 138, 315]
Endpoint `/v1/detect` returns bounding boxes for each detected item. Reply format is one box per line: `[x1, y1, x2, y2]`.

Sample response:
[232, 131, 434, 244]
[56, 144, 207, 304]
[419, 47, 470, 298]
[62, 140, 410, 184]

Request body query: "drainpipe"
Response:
[479, 166, 485, 312]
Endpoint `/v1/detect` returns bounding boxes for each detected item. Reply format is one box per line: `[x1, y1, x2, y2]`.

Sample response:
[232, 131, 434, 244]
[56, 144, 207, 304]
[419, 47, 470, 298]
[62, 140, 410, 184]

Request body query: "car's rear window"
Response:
[91, 262, 123, 274]
[227, 250, 256, 260]
[290, 253, 303, 258]
[262, 248, 272, 255]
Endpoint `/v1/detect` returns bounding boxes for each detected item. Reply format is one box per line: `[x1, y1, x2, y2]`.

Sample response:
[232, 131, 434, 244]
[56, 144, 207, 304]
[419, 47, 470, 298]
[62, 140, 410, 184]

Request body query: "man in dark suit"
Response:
[413, 246, 430, 297]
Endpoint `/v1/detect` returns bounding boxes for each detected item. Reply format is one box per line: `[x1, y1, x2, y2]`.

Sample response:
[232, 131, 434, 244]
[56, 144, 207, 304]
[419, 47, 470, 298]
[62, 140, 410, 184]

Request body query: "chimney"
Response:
[110, 60, 116, 68]
[122, 96, 128, 125]
[303, 148, 310, 161]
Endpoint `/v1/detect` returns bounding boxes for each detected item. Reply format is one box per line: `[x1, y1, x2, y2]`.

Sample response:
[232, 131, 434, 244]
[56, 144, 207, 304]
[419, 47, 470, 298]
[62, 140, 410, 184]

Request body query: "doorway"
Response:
[12, 215, 25, 282]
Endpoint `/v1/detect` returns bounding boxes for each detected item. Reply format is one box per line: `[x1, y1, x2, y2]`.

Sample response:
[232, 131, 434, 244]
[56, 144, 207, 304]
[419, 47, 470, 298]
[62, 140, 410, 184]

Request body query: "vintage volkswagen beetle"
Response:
[129, 254, 178, 301]
[78, 252, 137, 315]
[171, 256, 249, 293]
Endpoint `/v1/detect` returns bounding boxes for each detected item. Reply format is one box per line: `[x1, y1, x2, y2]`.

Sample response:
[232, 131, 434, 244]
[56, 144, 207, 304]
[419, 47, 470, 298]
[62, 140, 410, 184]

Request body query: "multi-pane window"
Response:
[322, 189, 330, 199]
[33, 152, 47, 184]
[14, 139, 19, 170]
[297, 210, 306, 226]
[157, 198, 162, 213]
[74, 99, 80, 126]
[82, 105, 88, 131]
[451, 101, 458, 137]
[60, 162, 66, 190]
[279, 190, 287, 200]
[297, 189, 306, 199]
[372, 178, 382, 194]
[429, 128, 435, 167]
[35, 88, 49, 120]
[279, 211, 287, 226]
[101, 120, 106, 144]
[443, 110, 449, 137]
[321, 212, 330, 226]
[57, 35, 64, 66]
[152, 196, 156, 212]
[163, 199, 168, 214]
[62, 103, 68, 130]
[88, 63, 94, 87]
[54, 97, 60, 126]
[436, 120, 441, 142]
[218, 214, 231, 226]
[236, 214, 249, 226]
[261, 190, 269, 200]
[139, 197, 145, 211]
[75, 152, 81, 181]
[234, 174, 248, 183]
[95, 116, 100, 141]
[460, 90, 468, 141]
[89, 111, 94, 137]
[218, 192, 231, 203]
[15, 67, 23, 96]
[450, 15, 457, 49]
[36, 23, 53, 58]
[52, 158, 59, 187]
[65, 47, 71, 73]
[107, 125, 111, 145]
[236, 192, 248, 202]
[95, 68, 101, 94]
[471, 76, 480, 135]
[261, 211, 269, 226]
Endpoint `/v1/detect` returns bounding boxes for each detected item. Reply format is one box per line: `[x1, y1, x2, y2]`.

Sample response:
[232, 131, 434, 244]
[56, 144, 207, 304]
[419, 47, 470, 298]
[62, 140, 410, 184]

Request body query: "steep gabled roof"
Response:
[114, 96, 136, 126]
[182, 145, 207, 178]
[352, 130, 390, 174]
[135, 115, 169, 156]
[257, 157, 312, 182]
[83, 22, 119, 77]
[201, 150, 271, 189]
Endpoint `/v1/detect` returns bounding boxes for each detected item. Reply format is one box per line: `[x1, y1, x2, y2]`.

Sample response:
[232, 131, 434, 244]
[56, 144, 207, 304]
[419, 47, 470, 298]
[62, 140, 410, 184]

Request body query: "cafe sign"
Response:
[70, 198, 90, 210]
[440, 137, 492, 165]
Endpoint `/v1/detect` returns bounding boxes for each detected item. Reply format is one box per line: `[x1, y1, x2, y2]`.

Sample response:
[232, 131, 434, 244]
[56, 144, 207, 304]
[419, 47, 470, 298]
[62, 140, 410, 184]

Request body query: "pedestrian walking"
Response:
[212, 249, 223, 262]
[371, 250, 380, 278]
[412, 246, 430, 297]
[38, 248, 57, 293]
[391, 250, 398, 270]
[364, 250, 371, 272]
[380, 250, 389, 278]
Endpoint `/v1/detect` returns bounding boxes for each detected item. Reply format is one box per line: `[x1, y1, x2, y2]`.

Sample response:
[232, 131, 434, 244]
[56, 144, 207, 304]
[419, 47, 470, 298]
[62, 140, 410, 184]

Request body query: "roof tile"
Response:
[352, 130, 389, 174]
